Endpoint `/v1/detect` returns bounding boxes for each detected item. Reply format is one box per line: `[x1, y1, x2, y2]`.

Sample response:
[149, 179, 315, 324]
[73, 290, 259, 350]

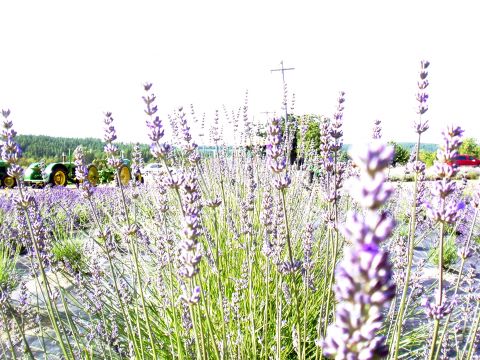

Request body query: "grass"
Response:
[0, 243, 19, 291]
[51, 237, 85, 274]
[428, 235, 459, 271]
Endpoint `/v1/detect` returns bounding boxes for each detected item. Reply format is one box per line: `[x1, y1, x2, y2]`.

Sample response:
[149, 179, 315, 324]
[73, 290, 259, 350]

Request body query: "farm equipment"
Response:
[92, 158, 140, 186]
[105, 159, 143, 186]
[22, 150, 139, 187]
[0, 160, 16, 188]
[118, 159, 133, 186]
[23, 155, 99, 187]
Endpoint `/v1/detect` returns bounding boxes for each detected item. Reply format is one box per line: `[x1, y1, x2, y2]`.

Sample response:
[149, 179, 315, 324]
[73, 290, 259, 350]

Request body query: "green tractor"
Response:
[23, 154, 99, 187]
[0, 160, 16, 188]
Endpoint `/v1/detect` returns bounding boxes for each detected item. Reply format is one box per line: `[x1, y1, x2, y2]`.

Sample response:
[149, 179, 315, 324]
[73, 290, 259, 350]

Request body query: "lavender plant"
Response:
[2, 63, 480, 360]
[425, 125, 464, 359]
[390, 60, 431, 359]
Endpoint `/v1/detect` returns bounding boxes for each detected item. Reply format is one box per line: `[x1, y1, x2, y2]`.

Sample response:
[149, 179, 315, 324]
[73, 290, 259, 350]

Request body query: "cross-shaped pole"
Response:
[270, 60, 295, 83]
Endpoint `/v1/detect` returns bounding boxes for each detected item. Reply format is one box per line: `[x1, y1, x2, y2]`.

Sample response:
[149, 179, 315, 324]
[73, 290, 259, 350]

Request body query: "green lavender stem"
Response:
[434, 206, 479, 359]
[280, 189, 302, 359]
[391, 134, 421, 359]
[428, 221, 446, 360]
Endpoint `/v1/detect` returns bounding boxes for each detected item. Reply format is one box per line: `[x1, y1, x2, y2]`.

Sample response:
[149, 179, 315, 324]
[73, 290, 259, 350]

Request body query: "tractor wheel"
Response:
[51, 167, 67, 186]
[2, 175, 16, 188]
[135, 173, 144, 184]
[87, 165, 99, 186]
[118, 165, 131, 186]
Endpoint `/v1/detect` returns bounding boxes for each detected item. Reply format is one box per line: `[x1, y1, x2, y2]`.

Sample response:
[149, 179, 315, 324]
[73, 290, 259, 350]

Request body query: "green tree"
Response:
[419, 149, 436, 167]
[459, 137, 480, 157]
[15, 134, 154, 164]
[389, 142, 410, 166]
[301, 115, 322, 153]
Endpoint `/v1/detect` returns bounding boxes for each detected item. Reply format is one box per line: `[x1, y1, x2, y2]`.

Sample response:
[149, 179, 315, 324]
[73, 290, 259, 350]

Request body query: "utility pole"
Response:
[270, 60, 295, 84]
[271, 61, 295, 166]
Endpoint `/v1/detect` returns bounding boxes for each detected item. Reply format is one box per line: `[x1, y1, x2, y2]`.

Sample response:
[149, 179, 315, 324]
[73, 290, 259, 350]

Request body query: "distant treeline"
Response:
[13, 134, 440, 166]
[16, 135, 153, 166]
[15, 135, 229, 166]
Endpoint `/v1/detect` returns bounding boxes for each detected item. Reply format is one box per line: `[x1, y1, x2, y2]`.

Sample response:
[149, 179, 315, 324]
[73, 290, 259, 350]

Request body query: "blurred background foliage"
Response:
[12, 132, 480, 169]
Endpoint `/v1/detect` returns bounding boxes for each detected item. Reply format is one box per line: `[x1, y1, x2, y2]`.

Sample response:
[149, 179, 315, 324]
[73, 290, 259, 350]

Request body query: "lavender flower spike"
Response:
[73, 146, 94, 199]
[143, 83, 172, 161]
[422, 126, 463, 327]
[103, 112, 123, 169]
[413, 60, 430, 134]
[1, 109, 24, 179]
[266, 117, 290, 189]
[372, 119, 382, 139]
[323, 140, 395, 359]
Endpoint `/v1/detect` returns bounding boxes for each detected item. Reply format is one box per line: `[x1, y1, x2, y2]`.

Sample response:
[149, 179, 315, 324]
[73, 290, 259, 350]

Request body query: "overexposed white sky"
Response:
[1, 0, 479, 145]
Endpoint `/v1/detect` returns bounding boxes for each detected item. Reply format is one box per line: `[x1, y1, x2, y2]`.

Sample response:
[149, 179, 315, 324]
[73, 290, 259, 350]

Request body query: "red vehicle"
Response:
[449, 154, 480, 167]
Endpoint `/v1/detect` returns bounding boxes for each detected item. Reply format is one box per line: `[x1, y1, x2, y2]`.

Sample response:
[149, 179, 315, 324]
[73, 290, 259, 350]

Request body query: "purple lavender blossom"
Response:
[413, 60, 430, 134]
[302, 223, 316, 290]
[329, 91, 345, 152]
[103, 112, 123, 169]
[143, 83, 172, 161]
[205, 196, 222, 208]
[266, 117, 290, 189]
[176, 107, 200, 166]
[164, 170, 185, 190]
[266, 117, 286, 173]
[131, 143, 144, 182]
[424, 126, 464, 226]
[323, 140, 395, 358]
[422, 125, 464, 320]
[319, 118, 332, 161]
[372, 119, 382, 139]
[178, 172, 203, 304]
[1, 109, 24, 179]
[73, 146, 94, 198]
[179, 285, 201, 305]
[210, 110, 221, 145]
[421, 295, 455, 320]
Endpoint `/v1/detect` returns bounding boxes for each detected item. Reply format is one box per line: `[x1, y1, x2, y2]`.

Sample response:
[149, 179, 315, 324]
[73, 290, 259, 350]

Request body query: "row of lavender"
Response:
[0, 61, 479, 359]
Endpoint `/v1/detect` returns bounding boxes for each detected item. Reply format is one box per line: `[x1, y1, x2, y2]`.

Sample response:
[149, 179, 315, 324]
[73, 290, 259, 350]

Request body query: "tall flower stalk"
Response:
[266, 116, 303, 358]
[391, 59, 430, 359]
[323, 141, 395, 358]
[103, 111, 158, 359]
[425, 125, 464, 359]
[434, 186, 480, 359]
[316, 91, 346, 360]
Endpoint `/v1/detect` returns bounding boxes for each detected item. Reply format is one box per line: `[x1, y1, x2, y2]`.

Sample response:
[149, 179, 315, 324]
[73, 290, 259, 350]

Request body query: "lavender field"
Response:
[1, 61, 480, 360]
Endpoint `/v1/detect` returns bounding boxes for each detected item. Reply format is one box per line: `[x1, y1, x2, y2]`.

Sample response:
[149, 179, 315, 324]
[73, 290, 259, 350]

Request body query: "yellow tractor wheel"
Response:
[118, 165, 131, 186]
[135, 174, 144, 184]
[52, 168, 67, 186]
[2, 175, 16, 188]
[87, 165, 99, 186]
